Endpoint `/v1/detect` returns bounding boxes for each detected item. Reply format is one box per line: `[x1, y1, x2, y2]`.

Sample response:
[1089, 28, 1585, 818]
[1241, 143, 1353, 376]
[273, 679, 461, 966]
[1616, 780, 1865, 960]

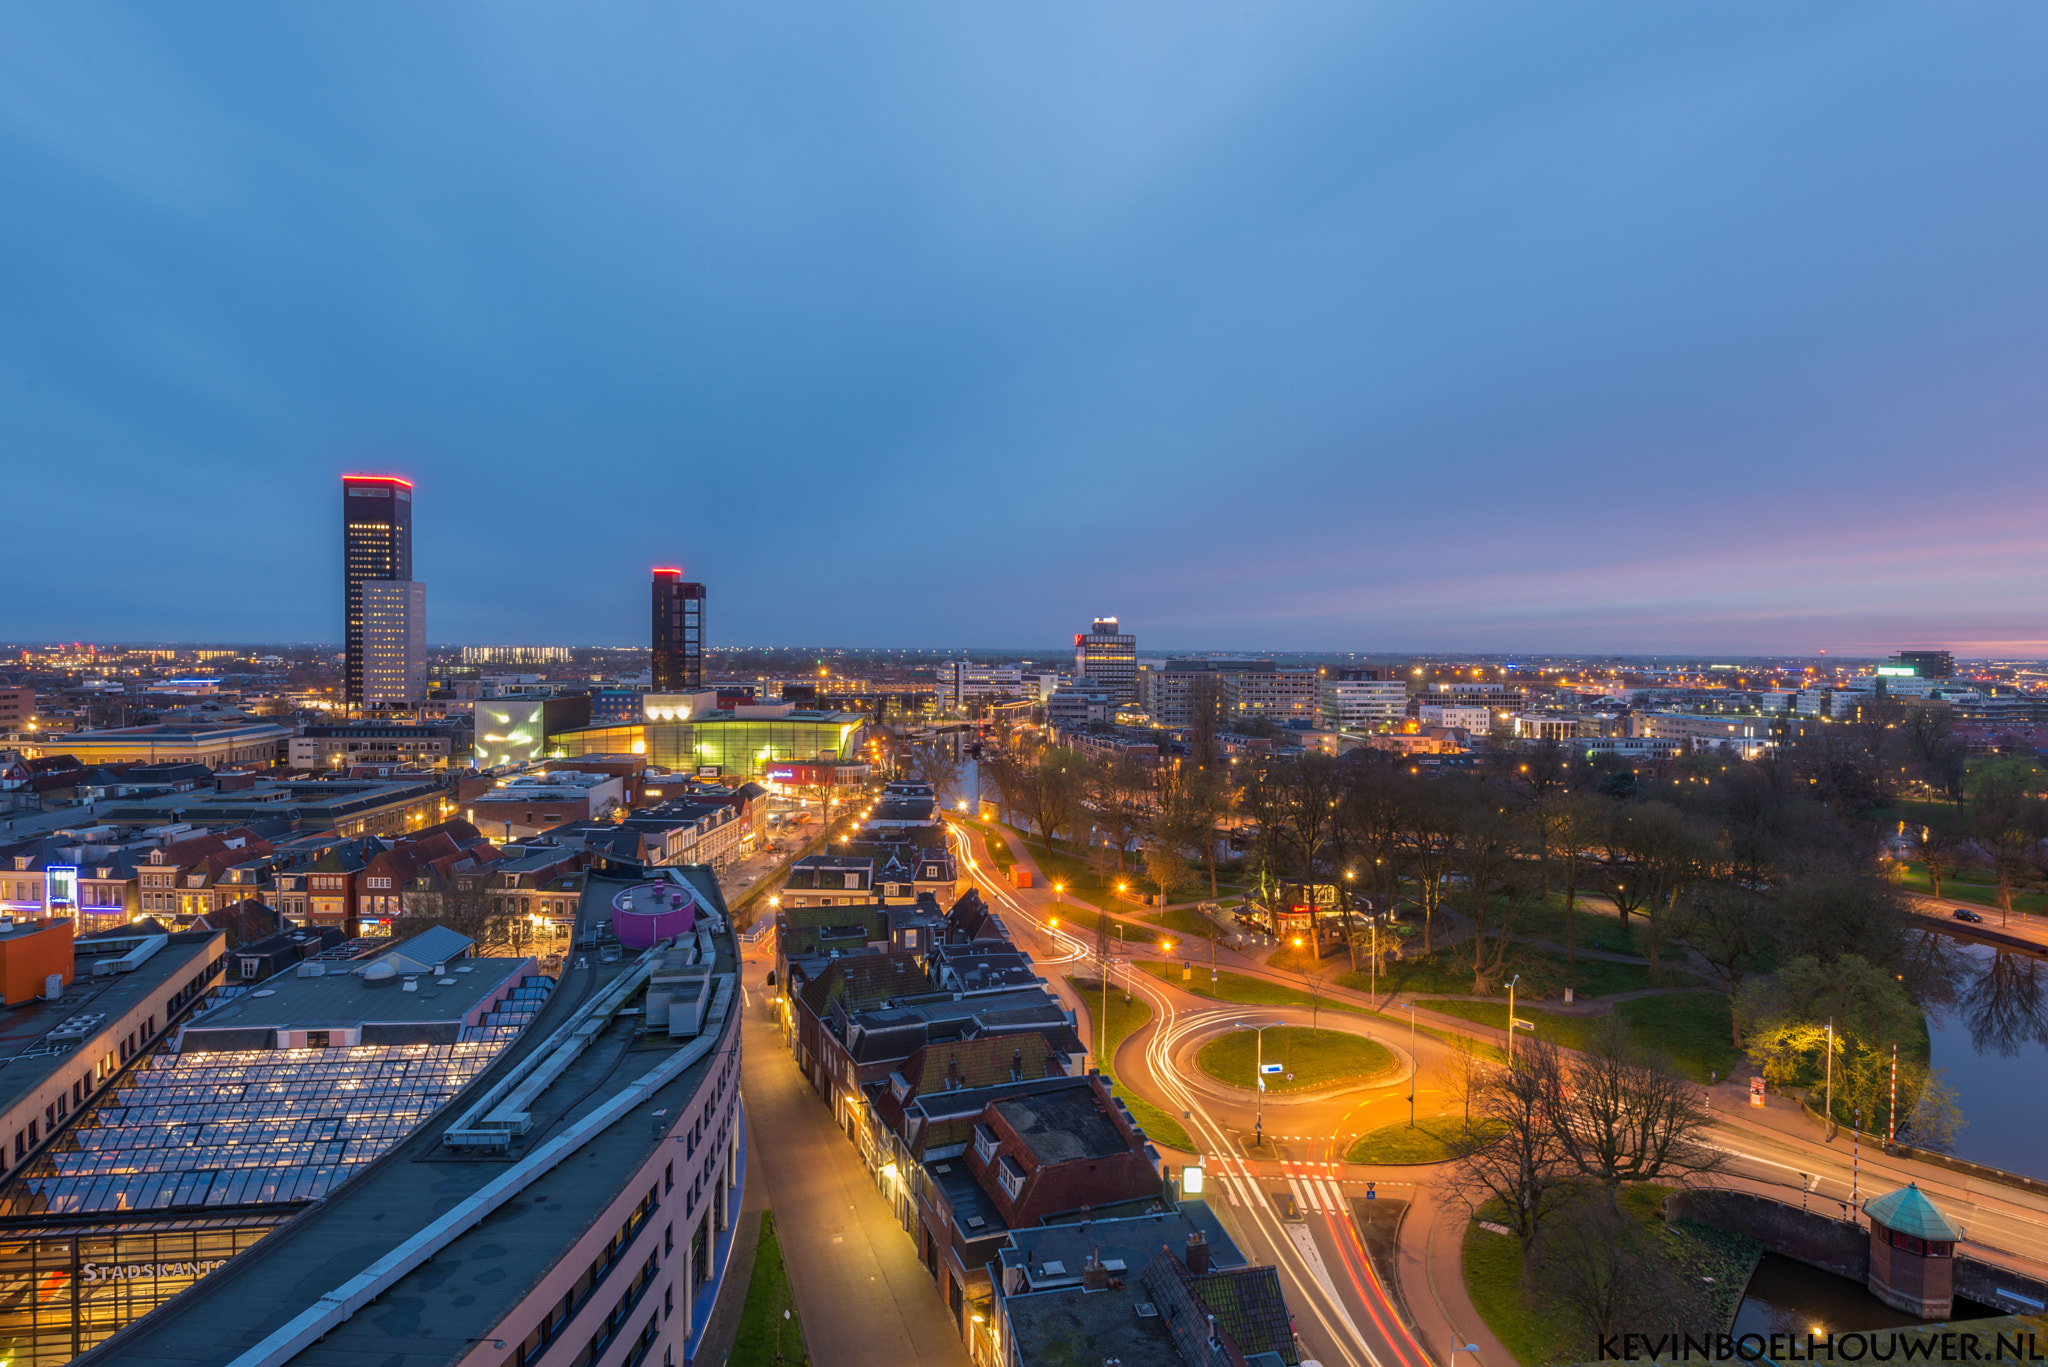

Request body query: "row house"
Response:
[788, 953, 1082, 1154]
[997, 1233, 1299, 1367]
[905, 1073, 1164, 1333]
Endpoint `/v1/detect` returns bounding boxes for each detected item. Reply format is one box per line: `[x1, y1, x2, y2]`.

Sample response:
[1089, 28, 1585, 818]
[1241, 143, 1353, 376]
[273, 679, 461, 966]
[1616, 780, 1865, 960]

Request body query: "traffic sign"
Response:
[1259, 1062, 1284, 1074]
[1511, 1018, 1535, 1031]
[1366, 1180, 1377, 1201]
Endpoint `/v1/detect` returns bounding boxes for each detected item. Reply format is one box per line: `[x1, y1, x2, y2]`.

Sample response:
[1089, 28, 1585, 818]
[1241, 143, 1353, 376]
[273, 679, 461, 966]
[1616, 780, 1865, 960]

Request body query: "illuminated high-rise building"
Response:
[342, 475, 413, 704]
[1074, 616, 1137, 703]
[362, 579, 426, 706]
[652, 567, 707, 692]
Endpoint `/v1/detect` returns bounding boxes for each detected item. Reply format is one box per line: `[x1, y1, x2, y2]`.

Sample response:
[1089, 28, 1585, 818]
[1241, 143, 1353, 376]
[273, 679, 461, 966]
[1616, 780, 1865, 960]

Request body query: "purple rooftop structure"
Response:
[611, 881, 699, 947]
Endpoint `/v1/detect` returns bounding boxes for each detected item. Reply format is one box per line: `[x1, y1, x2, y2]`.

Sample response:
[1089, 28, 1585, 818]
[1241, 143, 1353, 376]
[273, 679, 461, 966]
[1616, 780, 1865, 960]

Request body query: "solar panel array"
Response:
[0, 974, 559, 1219]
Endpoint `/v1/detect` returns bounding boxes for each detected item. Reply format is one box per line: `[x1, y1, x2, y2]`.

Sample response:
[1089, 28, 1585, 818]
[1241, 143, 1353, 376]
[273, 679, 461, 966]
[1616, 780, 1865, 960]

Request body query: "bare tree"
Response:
[1665, 883, 1777, 1046]
[1430, 1044, 1494, 1133]
[1443, 1038, 1571, 1257]
[1972, 775, 2041, 925]
[1550, 1017, 1724, 1207]
[1399, 782, 1467, 954]
[399, 872, 514, 949]
[1089, 754, 1154, 875]
[1455, 808, 1524, 995]
[1544, 792, 1604, 966]
[1915, 824, 1966, 900]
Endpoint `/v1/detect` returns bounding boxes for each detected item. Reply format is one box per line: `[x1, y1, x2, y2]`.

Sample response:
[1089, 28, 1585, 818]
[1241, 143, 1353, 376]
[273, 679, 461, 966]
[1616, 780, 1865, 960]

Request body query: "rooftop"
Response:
[179, 956, 530, 1039]
[0, 926, 222, 1118]
[995, 1085, 1130, 1164]
[83, 864, 739, 1367]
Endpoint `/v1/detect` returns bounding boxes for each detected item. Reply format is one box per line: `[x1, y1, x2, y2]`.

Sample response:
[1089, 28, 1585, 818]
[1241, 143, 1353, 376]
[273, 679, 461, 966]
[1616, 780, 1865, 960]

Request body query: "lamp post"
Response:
[1451, 1344, 1481, 1367]
[1506, 973, 1522, 1063]
[1235, 1020, 1283, 1151]
[1408, 1000, 1418, 1128]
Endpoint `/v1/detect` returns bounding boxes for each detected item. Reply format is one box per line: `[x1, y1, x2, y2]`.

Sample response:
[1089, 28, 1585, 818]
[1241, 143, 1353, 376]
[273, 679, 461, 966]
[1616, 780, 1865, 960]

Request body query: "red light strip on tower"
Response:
[341, 474, 414, 487]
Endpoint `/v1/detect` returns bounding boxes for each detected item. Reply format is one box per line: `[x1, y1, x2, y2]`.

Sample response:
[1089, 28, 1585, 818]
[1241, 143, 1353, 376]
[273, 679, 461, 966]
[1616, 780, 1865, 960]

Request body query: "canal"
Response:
[1924, 935, 2048, 1183]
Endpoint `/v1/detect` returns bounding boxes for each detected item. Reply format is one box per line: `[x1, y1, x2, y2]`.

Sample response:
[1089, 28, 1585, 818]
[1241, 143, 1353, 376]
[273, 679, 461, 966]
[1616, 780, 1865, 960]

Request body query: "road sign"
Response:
[1511, 1018, 1535, 1031]
[1259, 1062, 1284, 1075]
[1366, 1181, 1377, 1201]
[1750, 1076, 1766, 1107]
[1181, 1165, 1204, 1195]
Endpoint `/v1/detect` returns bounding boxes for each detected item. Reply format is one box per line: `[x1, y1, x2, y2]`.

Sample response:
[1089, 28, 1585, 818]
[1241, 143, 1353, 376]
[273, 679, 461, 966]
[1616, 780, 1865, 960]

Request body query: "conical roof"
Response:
[1863, 1183, 1961, 1242]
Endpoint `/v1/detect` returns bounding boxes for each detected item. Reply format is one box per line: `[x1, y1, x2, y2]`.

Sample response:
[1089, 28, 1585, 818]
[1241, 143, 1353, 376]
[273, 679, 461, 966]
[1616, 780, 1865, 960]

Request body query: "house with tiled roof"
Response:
[905, 1073, 1166, 1342]
[871, 1033, 1071, 1154]
[943, 888, 1006, 944]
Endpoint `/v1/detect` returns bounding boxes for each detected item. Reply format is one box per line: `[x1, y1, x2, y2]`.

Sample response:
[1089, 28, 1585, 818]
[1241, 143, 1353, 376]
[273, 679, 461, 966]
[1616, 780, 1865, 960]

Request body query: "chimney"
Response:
[1186, 1231, 1210, 1274]
[947, 1056, 960, 1090]
[1207, 1314, 1220, 1350]
[1012, 1048, 1023, 1082]
[1082, 1245, 1107, 1291]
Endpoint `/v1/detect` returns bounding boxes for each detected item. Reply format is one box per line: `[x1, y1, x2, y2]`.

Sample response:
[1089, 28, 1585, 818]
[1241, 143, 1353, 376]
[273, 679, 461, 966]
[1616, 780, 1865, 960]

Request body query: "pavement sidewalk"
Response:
[738, 966, 969, 1367]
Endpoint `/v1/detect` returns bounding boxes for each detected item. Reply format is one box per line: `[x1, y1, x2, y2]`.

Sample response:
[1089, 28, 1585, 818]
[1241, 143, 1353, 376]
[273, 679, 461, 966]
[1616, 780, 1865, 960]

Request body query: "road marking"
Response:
[1317, 1178, 1347, 1214]
[1291, 1174, 1321, 1214]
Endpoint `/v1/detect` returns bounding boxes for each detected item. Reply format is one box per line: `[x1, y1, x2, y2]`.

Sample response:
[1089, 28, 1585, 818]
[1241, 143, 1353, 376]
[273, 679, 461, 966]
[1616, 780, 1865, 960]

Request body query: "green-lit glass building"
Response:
[551, 708, 872, 779]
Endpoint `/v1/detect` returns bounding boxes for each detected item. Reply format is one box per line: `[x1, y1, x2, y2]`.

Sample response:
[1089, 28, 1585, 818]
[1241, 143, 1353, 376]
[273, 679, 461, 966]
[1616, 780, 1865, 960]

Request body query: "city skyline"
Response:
[8, 6, 2048, 653]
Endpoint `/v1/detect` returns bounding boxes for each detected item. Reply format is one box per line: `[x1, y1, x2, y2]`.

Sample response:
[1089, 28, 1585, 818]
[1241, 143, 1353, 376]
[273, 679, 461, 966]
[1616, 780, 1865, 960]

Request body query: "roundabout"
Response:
[1150, 1007, 1418, 1110]
[1195, 1025, 1400, 1094]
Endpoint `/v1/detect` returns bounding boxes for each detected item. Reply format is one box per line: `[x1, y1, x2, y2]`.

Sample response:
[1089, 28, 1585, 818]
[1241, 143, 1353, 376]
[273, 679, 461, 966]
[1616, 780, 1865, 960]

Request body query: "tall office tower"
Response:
[362, 580, 427, 706]
[342, 475, 414, 704]
[1074, 616, 1137, 703]
[652, 567, 707, 691]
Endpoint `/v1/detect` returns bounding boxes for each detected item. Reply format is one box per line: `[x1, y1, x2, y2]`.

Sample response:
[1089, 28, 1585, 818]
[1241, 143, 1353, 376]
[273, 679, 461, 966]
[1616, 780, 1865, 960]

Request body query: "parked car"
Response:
[1952, 908, 1985, 923]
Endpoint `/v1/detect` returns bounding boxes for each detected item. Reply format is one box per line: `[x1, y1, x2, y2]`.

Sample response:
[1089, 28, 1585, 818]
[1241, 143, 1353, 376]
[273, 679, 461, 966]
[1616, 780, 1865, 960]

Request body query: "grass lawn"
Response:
[1137, 961, 1507, 1062]
[1143, 905, 1224, 945]
[1137, 960, 1369, 1016]
[1508, 895, 1644, 956]
[1416, 993, 1741, 1082]
[1893, 862, 2044, 915]
[1065, 976, 1196, 1152]
[976, 824, 1016, 875]
[731, 1211, 808, 1367]
[1464, 1214, 1568, 1366]
[1346, 1116, 1504, 1164]
[1196, 1026, 1397, 1093]
[1334, 946, 1689, 1004]
[1463, 1186, 1760, 1365]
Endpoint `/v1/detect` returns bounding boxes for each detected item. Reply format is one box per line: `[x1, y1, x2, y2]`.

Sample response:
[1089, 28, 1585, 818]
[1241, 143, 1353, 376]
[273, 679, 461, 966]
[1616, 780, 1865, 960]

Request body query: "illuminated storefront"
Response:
[554, 711, 871, 779]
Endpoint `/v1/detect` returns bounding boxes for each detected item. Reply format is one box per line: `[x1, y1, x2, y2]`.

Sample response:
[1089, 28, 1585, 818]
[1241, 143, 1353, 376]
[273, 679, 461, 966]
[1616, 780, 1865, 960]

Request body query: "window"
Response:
[996, 1154, 1026, 1201]
[973, 1124, 998, 1164]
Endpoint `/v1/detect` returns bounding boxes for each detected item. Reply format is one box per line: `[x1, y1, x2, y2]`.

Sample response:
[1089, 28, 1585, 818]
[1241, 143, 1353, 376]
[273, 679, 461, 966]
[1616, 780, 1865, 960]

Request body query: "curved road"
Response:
[949, 820, 2048, 1367]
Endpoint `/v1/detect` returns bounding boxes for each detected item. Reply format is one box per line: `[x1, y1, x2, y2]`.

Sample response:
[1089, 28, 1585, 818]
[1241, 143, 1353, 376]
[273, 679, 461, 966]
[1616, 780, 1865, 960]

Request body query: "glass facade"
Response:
[555, 715, 869, 778]
[0, 1214, 277, 1364]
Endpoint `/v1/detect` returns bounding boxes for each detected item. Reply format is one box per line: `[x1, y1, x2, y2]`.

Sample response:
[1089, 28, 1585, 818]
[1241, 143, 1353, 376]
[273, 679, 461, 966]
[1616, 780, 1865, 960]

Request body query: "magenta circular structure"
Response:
[611, 881, 699, 947]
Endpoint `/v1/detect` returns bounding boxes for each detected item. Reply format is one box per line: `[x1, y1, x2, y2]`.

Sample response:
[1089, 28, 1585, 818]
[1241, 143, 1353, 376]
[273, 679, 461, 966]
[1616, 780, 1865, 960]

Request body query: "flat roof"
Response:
[996, 1085, 1128, 1164]
[181, 957, 528, 1034]
[86, 864, 738, 1367]
[0, 929, 221, 1118]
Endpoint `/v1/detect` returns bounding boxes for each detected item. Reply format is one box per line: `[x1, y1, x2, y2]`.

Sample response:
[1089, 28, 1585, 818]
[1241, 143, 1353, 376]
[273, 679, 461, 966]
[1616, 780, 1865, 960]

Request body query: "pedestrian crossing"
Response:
[1198, 1154, 1408, 1214]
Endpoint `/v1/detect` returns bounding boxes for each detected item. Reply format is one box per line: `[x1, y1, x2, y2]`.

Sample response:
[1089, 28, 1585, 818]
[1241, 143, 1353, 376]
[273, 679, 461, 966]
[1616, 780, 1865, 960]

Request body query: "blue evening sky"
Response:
[5, 4, 2047, 655]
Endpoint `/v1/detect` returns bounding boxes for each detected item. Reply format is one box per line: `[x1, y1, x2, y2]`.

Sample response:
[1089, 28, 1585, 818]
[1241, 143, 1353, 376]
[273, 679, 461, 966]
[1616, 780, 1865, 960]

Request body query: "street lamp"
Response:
[1234, 1020, 1284, 1150]
[1506, 974, 1522, 1063]
[1451, 1345, 1481, 1367]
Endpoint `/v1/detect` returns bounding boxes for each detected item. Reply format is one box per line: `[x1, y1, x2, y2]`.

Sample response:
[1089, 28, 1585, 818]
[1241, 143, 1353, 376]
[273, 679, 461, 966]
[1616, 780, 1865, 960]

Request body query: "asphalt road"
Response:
[949, 820, 2048, 1367]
